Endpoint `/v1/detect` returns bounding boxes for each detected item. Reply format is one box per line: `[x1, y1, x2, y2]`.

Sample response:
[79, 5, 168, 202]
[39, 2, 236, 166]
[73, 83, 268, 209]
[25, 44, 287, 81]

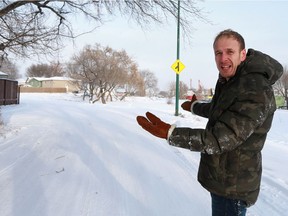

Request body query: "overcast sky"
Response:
[19, 0, 288, 90]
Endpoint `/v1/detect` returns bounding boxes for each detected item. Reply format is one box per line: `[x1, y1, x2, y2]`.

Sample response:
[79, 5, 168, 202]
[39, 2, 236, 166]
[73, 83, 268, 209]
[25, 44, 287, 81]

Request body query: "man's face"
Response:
[214, 36, 246, 79]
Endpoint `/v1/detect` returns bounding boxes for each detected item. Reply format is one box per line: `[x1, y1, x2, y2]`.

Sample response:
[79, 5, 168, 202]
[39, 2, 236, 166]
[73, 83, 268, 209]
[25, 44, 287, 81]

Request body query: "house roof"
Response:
[0, 71, 8, 76]
[27, 76, 75, 82]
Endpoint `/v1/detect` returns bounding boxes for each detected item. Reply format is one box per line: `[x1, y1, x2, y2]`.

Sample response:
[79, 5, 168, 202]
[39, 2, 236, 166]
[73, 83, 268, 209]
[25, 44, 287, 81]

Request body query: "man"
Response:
[136, 29, 283, 216]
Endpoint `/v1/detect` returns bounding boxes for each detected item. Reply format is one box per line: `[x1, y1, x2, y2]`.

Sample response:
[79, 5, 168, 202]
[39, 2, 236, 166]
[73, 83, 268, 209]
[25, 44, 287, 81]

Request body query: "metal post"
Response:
[175, 0, 180, 116]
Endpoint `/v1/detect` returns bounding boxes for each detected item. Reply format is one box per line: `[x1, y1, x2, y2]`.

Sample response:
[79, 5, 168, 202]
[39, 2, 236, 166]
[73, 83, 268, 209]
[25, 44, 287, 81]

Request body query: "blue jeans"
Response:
[211, 193, 247, 216]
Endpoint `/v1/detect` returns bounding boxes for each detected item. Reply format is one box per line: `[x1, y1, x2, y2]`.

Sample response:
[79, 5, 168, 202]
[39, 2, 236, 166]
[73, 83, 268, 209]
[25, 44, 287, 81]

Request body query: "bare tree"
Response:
[26, 63, 51, 77]
[168, 80, 189, 99]
[67, 45, 102, 102]
[105, 49, 146, 101]
[125, 64, 145, 97]
[0, 58, 20, 79]
[49, 61, 66, 77]
[179, 81, 189, 99]
[67, 44, 141, 103]
[274, 66, 288, 107]
[140, 69, 158, 97]
[0, 1, 205, 61]
[26, 62, 65, 77]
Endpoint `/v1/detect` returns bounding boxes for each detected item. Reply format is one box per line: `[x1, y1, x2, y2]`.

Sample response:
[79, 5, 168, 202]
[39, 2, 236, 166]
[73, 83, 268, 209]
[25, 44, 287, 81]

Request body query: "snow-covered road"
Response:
[0, 93, 287, 215]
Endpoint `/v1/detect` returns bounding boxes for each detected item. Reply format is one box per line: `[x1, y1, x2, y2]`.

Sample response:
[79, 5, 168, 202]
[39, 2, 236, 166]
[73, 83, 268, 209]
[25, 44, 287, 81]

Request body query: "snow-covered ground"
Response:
[0, 93, 287, 216]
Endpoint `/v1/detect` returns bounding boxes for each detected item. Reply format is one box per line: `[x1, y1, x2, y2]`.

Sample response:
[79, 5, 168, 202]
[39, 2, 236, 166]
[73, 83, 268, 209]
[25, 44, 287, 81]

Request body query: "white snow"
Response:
[0, 93, 287, 216]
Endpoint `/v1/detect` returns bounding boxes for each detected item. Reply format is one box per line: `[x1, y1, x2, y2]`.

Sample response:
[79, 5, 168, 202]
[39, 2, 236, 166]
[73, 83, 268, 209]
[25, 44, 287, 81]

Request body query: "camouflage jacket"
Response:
[168, 49, 283, 206]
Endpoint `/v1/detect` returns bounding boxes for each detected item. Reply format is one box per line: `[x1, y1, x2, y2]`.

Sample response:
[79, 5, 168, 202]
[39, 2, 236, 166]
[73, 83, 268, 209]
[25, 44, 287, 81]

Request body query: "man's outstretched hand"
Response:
[181, 94, 197, 112]
[136, 112, 171, 139]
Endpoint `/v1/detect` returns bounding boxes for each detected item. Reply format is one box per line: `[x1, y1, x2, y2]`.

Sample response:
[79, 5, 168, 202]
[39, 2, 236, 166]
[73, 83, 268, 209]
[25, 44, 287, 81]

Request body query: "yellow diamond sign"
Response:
[171, 60, 185, 74]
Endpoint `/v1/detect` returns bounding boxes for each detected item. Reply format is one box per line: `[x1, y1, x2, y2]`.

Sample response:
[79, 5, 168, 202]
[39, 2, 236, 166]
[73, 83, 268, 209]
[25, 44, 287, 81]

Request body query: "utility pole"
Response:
[171, 0, 185, 116]
[175, 0, 181, 116]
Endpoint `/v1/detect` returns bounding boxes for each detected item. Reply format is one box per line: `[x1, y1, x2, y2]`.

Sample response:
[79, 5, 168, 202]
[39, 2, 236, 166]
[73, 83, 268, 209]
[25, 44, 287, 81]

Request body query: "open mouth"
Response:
[221, 65, 231, 70]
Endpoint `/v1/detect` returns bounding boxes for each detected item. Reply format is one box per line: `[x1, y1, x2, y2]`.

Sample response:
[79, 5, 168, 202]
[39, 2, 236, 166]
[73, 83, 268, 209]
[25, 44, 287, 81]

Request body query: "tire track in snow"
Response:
[0, 138, 41, 178]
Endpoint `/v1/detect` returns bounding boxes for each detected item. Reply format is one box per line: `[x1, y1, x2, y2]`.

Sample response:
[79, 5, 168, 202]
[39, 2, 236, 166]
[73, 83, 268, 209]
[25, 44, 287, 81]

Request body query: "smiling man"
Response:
[213, 30, 246, 80]
[136, 29, 283, 216]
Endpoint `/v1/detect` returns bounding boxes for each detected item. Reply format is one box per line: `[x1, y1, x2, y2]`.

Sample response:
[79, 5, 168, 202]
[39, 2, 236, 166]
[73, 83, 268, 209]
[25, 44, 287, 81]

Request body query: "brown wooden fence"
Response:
[0, 79, 20, 105]
[20, 87, 67, 93]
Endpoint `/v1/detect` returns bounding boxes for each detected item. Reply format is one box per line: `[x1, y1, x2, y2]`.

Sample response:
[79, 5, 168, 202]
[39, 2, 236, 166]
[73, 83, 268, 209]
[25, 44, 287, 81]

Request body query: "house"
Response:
[25, 76, 79, 92]
[0, 71, 8, 79]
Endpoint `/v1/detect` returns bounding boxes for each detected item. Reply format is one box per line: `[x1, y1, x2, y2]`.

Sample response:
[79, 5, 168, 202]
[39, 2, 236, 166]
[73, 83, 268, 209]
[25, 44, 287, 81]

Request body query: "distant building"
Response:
[25, 76, 79, 92]
[185, 89, 196, 100]
[0, 71, 8, 79]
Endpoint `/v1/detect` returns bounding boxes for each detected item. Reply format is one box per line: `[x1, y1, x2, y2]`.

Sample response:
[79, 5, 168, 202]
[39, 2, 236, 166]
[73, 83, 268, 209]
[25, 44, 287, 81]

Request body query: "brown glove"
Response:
[181, 94, 197, 112]
[136, 112, 171, 139]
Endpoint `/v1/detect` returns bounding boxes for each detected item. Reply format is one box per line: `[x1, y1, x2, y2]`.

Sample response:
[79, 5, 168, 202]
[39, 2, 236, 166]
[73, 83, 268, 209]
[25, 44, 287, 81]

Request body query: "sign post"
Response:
[174, 0, 181, 116]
